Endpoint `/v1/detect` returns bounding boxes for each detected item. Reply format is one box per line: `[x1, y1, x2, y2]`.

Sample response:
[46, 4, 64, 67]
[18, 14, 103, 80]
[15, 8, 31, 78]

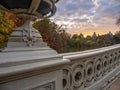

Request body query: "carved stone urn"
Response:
[0, 1, 68, 90]
[0, 0, 57, 51]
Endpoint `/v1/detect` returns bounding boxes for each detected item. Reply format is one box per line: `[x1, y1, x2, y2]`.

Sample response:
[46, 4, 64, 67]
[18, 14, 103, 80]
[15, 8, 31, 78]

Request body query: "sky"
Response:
[50, 0, 120, 36]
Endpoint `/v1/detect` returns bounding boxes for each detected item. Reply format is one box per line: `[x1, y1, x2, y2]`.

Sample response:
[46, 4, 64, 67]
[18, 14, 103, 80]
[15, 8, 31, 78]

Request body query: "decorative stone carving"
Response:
[85, 60, 94, 86]
[63, 66, 73, 90]
[0, 0, 57, 50]
[30, 81, 55, 90]
[102, 55, 109, 75]
[63, 46, 120, 90]
[72, 63, 84, 88]
[94, 58, 102, 80]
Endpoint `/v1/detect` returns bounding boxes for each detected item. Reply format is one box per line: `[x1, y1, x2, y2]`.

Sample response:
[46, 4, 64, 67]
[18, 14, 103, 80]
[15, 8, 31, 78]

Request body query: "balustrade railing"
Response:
[0, 44, 120, 90]
[61, 44, 120, 90]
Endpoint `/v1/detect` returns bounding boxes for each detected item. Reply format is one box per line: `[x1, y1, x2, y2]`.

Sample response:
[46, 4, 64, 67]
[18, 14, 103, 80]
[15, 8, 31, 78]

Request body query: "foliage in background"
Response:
[116, 16, 120, 28]
[67, 32, 119, 52]
[0, 9, 22, 48]
[33, 19, 120, 53]
[114, 31, 120, 44]
[0, 10, 15, 34]
[33, 19, 70, 52]
[0, 10, 120, 53]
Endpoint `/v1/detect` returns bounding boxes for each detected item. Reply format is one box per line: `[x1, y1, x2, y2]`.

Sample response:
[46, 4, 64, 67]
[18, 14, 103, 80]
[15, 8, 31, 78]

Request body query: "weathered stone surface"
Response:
[61, 44, 120, 90]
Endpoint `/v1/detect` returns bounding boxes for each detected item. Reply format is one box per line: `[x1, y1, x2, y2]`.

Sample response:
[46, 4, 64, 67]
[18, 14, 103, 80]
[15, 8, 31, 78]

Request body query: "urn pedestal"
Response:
[0, 1, 68, 90]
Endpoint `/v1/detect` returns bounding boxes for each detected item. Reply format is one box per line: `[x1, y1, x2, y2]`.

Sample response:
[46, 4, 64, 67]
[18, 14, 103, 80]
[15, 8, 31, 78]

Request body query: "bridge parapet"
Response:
[0, 44, 120, 90]
[62, 44, 120, 90]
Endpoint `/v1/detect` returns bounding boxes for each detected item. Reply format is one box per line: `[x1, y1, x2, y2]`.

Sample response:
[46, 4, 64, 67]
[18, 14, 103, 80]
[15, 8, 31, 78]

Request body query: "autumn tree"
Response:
[116, 16, 120, 28]
[33, 19, 70, 52]
[0, 9, 20, 49]
[114, 31, 120, 44]
[114, 15, 120, 44]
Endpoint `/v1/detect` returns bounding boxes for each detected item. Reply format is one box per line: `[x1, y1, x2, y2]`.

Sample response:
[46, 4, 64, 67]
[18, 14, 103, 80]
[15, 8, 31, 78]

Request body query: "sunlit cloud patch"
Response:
[50, 0, 120, 35]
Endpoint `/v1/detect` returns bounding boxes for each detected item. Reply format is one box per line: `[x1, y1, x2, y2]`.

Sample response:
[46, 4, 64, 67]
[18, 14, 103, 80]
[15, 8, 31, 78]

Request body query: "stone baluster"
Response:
[62, 44, 120, 90]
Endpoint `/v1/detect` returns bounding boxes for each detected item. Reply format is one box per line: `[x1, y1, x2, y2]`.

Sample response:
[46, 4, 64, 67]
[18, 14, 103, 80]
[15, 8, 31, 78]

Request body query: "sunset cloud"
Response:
[51, 0, 120, 35]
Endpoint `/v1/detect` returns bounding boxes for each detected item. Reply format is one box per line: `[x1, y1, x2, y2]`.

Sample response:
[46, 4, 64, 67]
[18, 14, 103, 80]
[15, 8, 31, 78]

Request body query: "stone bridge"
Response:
[0, 44, 120, 90]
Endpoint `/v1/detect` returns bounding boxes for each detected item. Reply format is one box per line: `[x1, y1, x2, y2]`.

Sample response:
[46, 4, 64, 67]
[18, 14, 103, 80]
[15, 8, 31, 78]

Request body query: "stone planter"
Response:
[0, 0, 56, 18]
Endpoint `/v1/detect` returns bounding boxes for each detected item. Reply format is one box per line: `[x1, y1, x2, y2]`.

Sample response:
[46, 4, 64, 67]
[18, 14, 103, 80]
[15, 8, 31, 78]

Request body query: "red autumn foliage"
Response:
[33, 19, 70, 51]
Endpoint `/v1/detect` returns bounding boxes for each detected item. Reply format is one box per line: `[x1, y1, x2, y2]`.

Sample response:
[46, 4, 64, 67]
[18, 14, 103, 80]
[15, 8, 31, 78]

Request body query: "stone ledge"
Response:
[62, 44, 120, 61]
[0, 47, 70, 84]
[0, 59, 69, 84]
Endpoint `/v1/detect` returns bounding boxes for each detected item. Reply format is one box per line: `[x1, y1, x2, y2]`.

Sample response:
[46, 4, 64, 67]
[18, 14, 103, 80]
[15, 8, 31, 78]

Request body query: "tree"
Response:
[114, 31, 120, 44]
[71, 34, 78, 40]
[79, 33, 84, 38]
[86, 35, 92, 40]
[92, 32, 97, 40]
[116, 17, 120, 28]
[0, 9, 19, 49]
[114, 16, 120, 44]
[33, 19, 70, 52]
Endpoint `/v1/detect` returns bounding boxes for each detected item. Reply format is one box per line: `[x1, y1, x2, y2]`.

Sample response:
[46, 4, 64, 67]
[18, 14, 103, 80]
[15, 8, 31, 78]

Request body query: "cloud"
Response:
[109, 0, 120, 4]
[51, 0, 120, 34]
[54, 0, 95, 17]
[98, 0, 120, 17]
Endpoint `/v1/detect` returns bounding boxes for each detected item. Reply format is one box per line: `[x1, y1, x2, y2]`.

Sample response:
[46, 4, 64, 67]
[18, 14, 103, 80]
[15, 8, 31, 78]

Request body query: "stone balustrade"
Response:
[61, 44, 120, 90]
[0, 44, 120, 90]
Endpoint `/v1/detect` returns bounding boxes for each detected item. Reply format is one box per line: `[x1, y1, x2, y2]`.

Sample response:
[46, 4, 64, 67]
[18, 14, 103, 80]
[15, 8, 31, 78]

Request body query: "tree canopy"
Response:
[0, 9, 22, 49]
[33, 19, 70, 52]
